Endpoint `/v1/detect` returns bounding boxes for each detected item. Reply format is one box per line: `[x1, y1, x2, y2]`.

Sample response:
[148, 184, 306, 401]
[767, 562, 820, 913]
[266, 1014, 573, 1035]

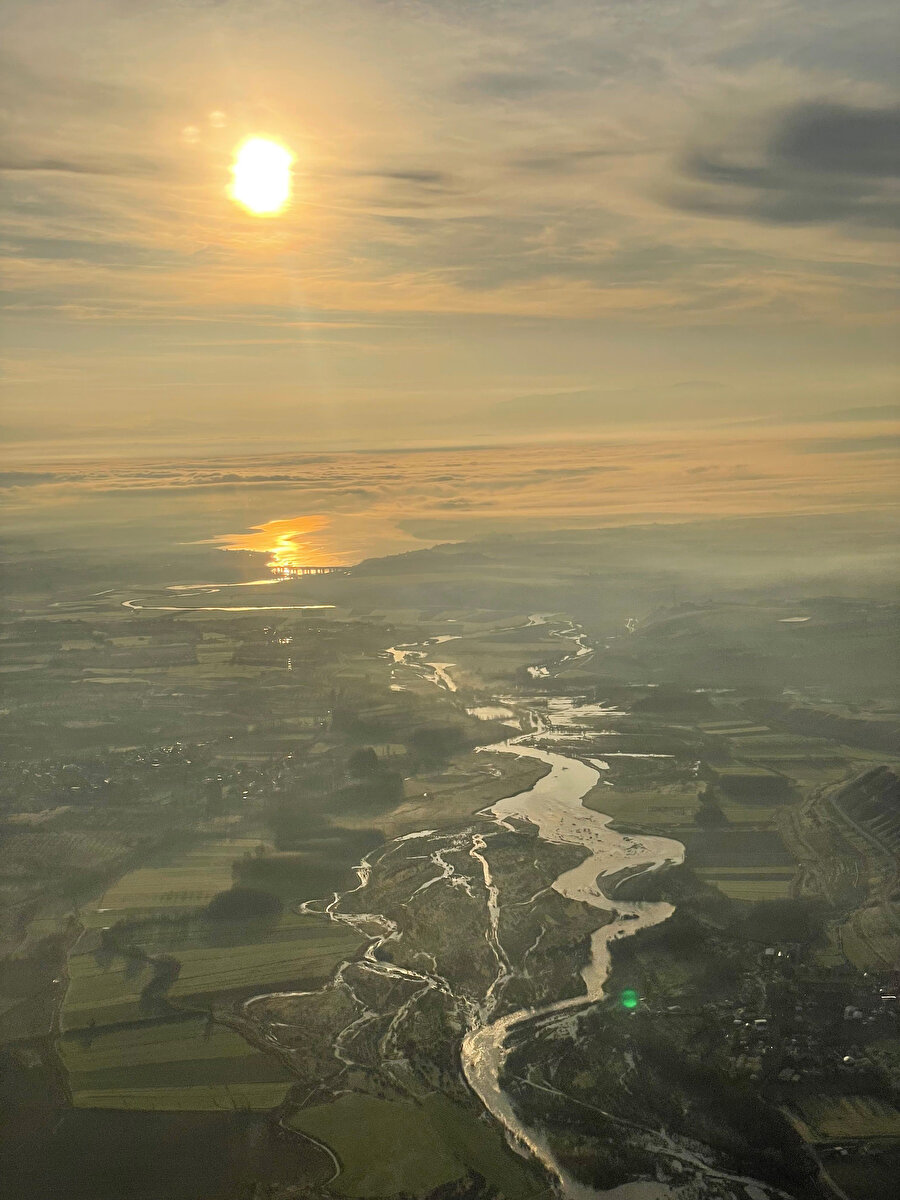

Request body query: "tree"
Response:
[410, 725, 465, 767]
[348, 747, 379, 777]
[205, 886, 282, 921]
[695, 800, 727, 827]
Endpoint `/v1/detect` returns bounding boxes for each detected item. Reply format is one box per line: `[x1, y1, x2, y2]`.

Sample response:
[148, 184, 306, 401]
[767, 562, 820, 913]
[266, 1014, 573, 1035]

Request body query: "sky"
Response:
[1, 0, 898, 457]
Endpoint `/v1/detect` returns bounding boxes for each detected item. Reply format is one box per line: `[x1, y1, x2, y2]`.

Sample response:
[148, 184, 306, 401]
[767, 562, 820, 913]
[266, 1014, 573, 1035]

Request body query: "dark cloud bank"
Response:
[674, 101, 900, 229]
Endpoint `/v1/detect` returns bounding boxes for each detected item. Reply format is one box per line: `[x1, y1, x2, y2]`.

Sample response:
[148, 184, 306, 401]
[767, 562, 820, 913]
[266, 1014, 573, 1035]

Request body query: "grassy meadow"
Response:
[60, 1017, 293, 1111]
[81, 838, 262, 928]
[788, 1094, 900, 1142]
[63, 908, 362, 1031]
[289, 1092, 548, 1198]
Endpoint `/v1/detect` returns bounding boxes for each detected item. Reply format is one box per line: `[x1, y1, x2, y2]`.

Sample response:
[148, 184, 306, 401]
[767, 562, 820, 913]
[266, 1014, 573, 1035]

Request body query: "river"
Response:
[460, 736, 684, 1200]
[378, 619, 684, 1195]
[247, 616, 783, 1199]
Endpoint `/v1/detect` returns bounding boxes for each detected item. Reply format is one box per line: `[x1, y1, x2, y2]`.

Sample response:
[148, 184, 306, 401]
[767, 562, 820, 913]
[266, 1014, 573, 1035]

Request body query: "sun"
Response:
[229, 137, 294, 215]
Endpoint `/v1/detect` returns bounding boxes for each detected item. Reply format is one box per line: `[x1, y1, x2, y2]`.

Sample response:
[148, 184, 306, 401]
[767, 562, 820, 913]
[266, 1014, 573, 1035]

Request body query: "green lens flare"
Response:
[620, 989, 639, 1010]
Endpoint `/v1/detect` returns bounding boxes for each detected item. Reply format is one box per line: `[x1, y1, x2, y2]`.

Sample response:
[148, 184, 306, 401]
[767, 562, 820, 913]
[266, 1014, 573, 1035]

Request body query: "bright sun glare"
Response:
[229, 137, 294, 215]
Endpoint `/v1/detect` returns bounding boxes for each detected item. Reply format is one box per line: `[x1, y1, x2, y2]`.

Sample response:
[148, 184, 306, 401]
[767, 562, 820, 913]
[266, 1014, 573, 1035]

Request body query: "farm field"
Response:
[701, 724, 773, 736]
[580, 727, 807, 905]
[288, 1092, 547, 1198]
[153, 917, 362, 1004]
[679, 830, 795, 868]
[749, 758, 854, 786]
[788, 1094, 900, 1142]
[838, 901, 900, 973]
[716, 800, 793, 827]
[60, 1016, 293, 1111]
[70, 1083, 292, 1111]
[62, 911, 363, 1029]
[712, 762, 786, 777]
[677, 829, 797, 901]
[82, 838, 264, 928]
[584, 784, 700, 828]
[63, 946, 156, 1029]
[694, 869, 794, 900]
[376, 751, 550, 836]
[697, 721, 762, 732]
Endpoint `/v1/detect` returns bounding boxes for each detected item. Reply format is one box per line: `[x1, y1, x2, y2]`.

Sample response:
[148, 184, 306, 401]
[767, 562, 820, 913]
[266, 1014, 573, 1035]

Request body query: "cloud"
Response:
[0, 49, 153, 115]
[509, 147, 626, 174]
[0, 153, 159, 177]
[0, 235, 175, 268]
[364, 169, 455, 188]
[454, 69, 570, 100]
[7, 433, 898, 567]
[818, 404, 900, 422]
[800, 435, 900, 454]
[1, 0, 898, 443]
[0, 471, 57, 488]
[354, 166, 462, 211]
[672, 101, 900, 230]
[774, 102, 900, 177]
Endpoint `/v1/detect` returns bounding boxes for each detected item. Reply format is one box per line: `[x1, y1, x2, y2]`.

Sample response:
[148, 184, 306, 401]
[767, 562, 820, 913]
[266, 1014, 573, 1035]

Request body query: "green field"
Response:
[61, 1017, 293, 1111]
[695, 870, 794, 900]
[289, 1092, 547, 1198]
[82, 838, 263, 927]
[788, 1094, 900, 1142]
[59, 824, 364, 1122]
[713, 763, 784, 776]
[711, 726, 774, 737]
[678, 829, 796, 900]
[583, 784, 700, 827]
[63, 950, 157, 1028]
[377, 751, 549, 837]
[698, 721, 760, 732]
[680, 830, 794, 868]
[63, 910, 361, 1029]
[157, 915, 362, 1004]
[70, 1083, 292, 1111]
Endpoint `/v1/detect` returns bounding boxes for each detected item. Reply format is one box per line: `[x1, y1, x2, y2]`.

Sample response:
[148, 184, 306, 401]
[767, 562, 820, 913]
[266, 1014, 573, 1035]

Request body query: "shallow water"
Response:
[460, 738, 684, 1199]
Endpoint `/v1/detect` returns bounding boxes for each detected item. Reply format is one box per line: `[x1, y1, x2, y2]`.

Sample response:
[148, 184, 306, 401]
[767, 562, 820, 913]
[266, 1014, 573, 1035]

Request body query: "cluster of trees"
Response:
[234, 826, 384, 903]
[737, 896, 827, 946]
[408, 725, 468, 768]
[695, 782, 727, 827]
[695, 799, 727, 827]
[263, 795, 330, 849]
[139, 955, 180, 1013]
[205, 886, 283, 921]
[342, 747, 404, 811]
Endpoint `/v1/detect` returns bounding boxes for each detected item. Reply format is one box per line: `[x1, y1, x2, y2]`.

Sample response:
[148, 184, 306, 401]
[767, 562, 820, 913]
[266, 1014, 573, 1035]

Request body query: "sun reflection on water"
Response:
[216, 516, 350, 575]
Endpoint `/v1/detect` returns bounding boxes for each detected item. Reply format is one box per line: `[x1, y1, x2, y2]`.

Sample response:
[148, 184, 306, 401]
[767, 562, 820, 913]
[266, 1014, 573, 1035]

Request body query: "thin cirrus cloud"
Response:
[799, 435, 900, 454]
[0, 153, 159, 177]
[0, 0, 897, 450]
